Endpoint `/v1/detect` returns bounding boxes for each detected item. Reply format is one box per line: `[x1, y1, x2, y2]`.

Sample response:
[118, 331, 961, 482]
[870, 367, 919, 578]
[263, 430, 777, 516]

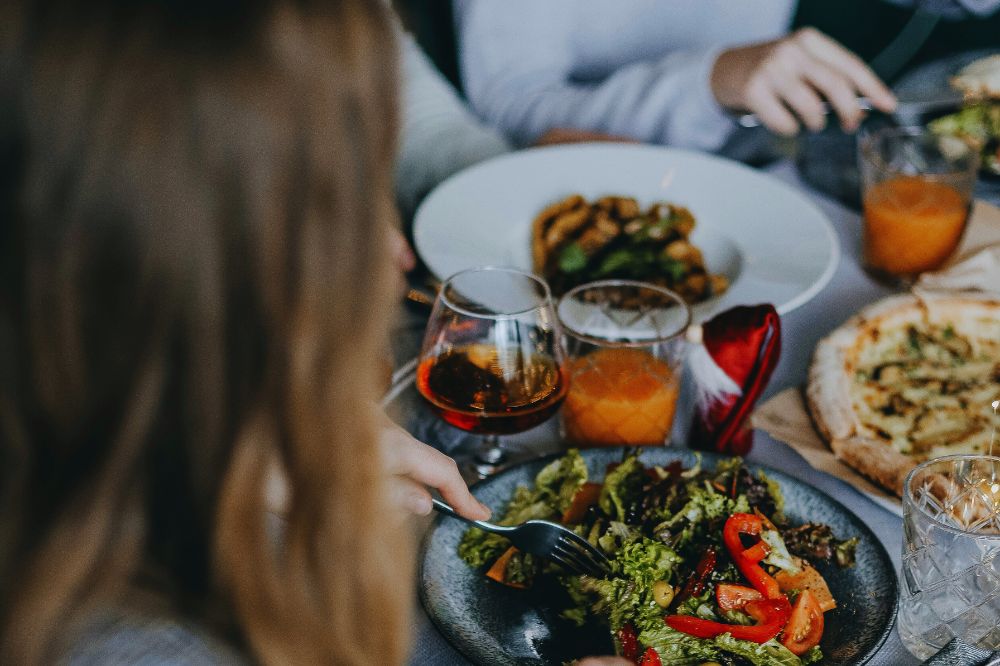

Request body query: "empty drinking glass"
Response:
[898, 454, 1000, 659]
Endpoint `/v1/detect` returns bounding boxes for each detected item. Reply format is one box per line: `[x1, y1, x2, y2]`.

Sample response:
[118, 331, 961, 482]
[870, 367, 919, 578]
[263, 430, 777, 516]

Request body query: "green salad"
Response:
[459, 451, 859, 666]
[929, 102, 1000, 174]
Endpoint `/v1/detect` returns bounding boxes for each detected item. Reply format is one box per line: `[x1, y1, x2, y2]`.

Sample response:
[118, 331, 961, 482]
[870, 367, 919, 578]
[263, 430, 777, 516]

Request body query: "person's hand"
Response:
[389, 225, 416, 273]
[711, 27, 896, 136]
[576, 658, 632, 666]
[381, 424, 491, 520]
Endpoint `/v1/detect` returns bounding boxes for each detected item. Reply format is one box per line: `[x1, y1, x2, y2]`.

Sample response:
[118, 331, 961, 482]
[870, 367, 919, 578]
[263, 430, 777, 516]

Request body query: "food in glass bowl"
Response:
[459, 450, 858, 665]
[531, 195, 729, 305]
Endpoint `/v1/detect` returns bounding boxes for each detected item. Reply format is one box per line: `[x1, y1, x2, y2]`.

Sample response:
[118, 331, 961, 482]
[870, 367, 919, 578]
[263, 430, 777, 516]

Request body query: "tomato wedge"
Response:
[781, 590, 824, 656]
[723, 513, 782, 599]
[665, 597, 791, 643]
[561, 482, 602, 524]
[716, 583, 763, 612]
[639, 647, 662, 666]
[617, 623, 639, 662]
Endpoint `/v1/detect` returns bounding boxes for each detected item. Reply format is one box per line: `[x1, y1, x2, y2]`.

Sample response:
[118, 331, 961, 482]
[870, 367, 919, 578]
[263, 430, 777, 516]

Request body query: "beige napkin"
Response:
[753, 200, 1000, 517]
[916, 200, 1000, 294]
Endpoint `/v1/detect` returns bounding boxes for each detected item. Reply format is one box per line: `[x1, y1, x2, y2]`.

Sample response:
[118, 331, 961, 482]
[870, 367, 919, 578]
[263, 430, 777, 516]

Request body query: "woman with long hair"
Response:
[0, 1, 628, 663]
[0, 0, 497, 662]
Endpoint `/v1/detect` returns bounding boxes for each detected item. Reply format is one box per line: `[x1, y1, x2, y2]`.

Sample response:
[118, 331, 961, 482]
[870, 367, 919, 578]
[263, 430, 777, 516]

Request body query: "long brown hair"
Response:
[0, 0, 410, 663]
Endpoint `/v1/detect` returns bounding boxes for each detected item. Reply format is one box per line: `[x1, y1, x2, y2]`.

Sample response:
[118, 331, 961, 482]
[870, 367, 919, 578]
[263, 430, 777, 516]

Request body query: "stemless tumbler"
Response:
[858, 126, 979, 283]
[557, 280, 690, 447]
[897, 454, 1000, 659]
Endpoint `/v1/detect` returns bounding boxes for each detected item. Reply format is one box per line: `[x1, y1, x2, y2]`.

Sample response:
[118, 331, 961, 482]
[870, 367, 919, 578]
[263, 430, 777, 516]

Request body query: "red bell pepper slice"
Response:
[665, 597, 792, 643]
[723, 513, 782, 599]
[617, 623, 639, 662]
[675, 546, 717, 606]
[639, 647, 662, 666]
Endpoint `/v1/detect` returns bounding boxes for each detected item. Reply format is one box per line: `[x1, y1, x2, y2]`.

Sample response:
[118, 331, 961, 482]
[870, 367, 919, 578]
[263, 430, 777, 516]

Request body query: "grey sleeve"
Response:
[454, 0, 735, 151]
[396, 31, 511, 221]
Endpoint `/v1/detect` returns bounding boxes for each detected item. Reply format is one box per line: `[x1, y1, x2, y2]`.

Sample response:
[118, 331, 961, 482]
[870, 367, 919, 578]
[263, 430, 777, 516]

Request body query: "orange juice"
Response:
[862, 175, 969, 277]
[562, 347, 679, 446]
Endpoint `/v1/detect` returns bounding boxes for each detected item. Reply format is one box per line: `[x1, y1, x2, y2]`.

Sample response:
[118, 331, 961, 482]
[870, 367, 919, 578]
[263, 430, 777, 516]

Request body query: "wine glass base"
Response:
[475, 447, 505, 466]
[472, 460, 500, 479]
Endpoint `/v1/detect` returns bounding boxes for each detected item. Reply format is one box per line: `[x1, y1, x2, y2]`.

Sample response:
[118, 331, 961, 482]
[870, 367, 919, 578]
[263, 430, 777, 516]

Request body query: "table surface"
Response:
[394, 160, 919, 666]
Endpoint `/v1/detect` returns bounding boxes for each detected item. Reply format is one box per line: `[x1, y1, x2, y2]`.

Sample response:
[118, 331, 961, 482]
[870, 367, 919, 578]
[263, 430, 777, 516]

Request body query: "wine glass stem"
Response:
[475, 434, 505, 466]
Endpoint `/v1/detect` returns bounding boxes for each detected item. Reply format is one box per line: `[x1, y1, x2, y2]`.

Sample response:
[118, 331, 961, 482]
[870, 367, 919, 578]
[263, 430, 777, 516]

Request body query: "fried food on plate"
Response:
[532, 194, 729, 305]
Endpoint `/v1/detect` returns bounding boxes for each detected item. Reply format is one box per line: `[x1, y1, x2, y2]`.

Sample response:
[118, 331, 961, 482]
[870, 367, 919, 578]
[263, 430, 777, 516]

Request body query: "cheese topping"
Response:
[847, 318, 1000, 458]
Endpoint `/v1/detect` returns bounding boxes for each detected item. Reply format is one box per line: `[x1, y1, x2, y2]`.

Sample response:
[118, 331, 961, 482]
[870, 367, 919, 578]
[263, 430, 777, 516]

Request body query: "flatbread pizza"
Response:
[807, 293, 1000, 495]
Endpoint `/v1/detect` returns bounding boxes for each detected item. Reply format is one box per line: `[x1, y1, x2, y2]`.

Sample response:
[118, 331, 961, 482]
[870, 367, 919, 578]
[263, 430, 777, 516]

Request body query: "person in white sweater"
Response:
[453, 0, 899, 151]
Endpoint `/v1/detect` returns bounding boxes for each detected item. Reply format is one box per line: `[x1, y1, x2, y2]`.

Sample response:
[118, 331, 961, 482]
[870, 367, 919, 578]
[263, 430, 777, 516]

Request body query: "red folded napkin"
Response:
[688, 304, 781, 456]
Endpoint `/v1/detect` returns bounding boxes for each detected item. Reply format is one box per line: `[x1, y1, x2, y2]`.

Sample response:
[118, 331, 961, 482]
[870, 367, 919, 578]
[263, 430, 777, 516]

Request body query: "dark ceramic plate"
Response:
[419, 447, 898, 665]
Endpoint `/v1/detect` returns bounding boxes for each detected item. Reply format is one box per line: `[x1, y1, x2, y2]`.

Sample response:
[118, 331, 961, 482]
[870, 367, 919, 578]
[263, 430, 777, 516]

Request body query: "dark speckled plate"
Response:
[419, 447, 898, 665]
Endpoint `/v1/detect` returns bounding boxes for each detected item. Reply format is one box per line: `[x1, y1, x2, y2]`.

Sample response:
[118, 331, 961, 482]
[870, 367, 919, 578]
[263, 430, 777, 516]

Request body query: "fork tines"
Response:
[552, 531, 611, 578]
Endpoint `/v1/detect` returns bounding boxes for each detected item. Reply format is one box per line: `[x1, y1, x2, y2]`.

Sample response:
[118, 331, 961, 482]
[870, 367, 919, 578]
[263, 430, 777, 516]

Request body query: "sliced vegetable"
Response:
[781, 590, 824, 656]
[562, 482, 602, 524]
[716, 584, 763, 612]
[617, 623, 639, 662]
[723, 514, 782, 599]
[775, 561, 836, 612]
[675, 546, 717, 605]
[484, 547, 525, 588]
[665, 597, 792, 643]
[639, 646, 662, 666]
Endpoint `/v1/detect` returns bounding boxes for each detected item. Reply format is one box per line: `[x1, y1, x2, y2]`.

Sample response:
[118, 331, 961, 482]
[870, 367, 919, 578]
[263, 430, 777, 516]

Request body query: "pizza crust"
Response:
[807, 292, 1000, 496]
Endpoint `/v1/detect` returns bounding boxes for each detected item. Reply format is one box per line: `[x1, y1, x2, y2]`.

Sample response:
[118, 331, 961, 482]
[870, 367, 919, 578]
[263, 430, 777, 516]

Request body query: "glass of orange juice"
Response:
[556, 280, 690, 447]
[858, 126, 979, 283]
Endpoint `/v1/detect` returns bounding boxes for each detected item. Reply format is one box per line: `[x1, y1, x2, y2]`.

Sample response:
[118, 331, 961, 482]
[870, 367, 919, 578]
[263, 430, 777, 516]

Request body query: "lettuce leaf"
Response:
[579, 538, 683, 633]
[801, 645, 824, 664]
[638, 624, 722, 664]
[458, 450, 587, 568]
[458, 485, 555, 567]
[640, 624, 804, 666]
[714, 635, 802, 666]
[762, 528, 801, 574]
[599, 454, 644, 522]
[674, 588, 719, 621]
[534, 449, 588, 514]
[653, 483, 748, 550]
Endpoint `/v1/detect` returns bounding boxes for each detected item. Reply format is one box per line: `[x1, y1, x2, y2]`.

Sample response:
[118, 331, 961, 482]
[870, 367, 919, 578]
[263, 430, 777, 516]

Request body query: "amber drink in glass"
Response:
[557, 280, 689, 447]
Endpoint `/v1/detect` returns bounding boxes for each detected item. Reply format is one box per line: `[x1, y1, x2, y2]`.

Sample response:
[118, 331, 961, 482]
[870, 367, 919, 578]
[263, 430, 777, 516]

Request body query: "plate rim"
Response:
[412, 142, 841, 316]
[418, 446, 898, 666]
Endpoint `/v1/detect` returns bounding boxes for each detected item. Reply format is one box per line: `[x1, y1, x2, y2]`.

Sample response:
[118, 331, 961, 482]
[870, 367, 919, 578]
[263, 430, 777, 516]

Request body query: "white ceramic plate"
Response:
[413, 144, 839, 319]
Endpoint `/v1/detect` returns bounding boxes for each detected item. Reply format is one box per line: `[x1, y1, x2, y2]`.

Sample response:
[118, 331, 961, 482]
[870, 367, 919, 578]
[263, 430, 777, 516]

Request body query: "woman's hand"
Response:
[381, 424, 491, 520]
[389, 226, 416, 273]
[711, 27, 896, 136]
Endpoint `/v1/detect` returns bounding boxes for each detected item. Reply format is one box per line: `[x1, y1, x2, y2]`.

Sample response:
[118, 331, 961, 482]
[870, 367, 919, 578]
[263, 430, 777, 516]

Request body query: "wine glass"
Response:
[416, 267, 568, 477]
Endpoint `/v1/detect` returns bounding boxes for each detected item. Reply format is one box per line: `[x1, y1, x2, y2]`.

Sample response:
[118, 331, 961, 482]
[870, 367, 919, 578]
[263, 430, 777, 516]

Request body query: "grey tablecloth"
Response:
[398, 160, 918, 665]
